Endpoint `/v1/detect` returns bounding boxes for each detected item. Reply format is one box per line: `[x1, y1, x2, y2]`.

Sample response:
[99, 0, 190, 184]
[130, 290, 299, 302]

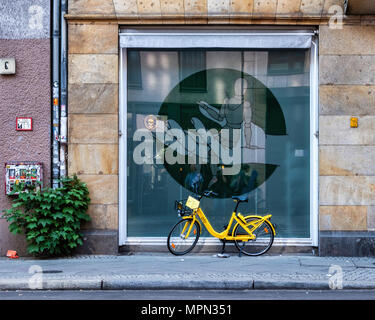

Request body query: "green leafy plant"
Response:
[2, 175, 91, 257]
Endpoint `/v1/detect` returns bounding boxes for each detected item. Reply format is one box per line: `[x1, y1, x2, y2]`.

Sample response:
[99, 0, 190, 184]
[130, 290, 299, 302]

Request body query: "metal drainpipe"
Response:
[52, 0, 60, 189]
[60, 0, 67, 181]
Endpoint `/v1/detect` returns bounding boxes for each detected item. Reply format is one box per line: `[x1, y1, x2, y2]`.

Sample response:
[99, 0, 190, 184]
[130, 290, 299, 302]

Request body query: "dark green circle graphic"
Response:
[158, 68, 286, 198]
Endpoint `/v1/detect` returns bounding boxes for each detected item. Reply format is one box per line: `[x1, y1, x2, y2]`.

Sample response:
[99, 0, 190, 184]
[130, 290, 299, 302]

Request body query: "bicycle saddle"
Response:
[232, 194, 249, 202]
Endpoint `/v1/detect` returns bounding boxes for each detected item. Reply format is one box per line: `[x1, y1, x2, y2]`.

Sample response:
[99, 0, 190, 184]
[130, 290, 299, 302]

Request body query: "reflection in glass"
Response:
[127, 49, 310, 238]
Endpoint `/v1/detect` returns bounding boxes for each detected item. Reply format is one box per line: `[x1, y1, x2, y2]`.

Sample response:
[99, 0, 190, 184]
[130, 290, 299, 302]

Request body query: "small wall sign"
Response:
[0, 58, 16, 75]
[16, 117, 33, 131]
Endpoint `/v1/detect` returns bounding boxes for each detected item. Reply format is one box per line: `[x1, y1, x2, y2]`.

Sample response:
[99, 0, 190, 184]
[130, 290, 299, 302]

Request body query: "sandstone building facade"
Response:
[2, 0, 375, 256]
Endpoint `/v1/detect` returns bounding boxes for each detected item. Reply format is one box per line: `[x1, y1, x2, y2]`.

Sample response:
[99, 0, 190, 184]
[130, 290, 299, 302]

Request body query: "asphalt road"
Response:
[1, 289, 375, 300]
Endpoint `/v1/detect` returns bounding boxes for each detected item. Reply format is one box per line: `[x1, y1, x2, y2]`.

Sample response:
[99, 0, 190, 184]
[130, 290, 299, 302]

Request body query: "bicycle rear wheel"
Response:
[167, 219, 200, 255]
[233, 217, 274, 256]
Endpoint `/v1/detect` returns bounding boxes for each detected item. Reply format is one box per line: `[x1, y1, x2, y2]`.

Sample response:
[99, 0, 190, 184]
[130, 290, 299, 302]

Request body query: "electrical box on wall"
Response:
[5, 162, 43, 195]
[0, 58, 16, 75]
[350, 117, 358, 128]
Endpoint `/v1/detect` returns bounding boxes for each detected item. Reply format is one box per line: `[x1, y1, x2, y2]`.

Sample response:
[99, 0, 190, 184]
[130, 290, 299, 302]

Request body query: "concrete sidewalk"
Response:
[0, 253, 375, 290]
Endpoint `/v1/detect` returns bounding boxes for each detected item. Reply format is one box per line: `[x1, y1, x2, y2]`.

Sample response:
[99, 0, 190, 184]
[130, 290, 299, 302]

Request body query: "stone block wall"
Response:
[66, 0, 375, 255]
[67, 21, 119, 253]
[319, 25, 375, 256]
[66, 0, 346, 23]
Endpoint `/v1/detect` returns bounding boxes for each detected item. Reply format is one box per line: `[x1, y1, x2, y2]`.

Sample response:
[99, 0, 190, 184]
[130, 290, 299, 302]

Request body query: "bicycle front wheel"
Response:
[233, 217, 274, 256]
[167, 219, 200, 255]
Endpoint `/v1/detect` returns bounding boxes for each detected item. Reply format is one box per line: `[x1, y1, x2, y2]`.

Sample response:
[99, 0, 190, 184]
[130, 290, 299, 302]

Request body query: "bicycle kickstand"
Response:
[221, 239, 226, 254]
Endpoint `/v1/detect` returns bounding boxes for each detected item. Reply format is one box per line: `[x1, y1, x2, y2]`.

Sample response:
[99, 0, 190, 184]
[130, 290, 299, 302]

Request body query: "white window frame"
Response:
[119, 29, 319, 248]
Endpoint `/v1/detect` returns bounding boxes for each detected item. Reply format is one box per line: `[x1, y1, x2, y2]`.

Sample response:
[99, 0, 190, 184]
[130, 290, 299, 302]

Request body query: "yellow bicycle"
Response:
[167, 190, 276, 256]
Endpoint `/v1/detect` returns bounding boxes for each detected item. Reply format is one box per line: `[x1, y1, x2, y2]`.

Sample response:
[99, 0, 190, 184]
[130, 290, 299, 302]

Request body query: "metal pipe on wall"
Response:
[52, 0, 60, 189]
[60, 0, 68, 181]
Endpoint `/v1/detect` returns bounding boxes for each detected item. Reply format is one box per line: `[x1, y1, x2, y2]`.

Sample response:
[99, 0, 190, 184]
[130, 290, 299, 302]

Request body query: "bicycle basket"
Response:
[175, 200, 193, 217]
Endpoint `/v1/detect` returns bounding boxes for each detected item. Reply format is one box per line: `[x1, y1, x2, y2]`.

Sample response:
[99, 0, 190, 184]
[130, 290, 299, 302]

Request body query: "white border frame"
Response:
[310, 36, 319, 247]
[119, 30, 319, 247]
[118, 46, 127, 245]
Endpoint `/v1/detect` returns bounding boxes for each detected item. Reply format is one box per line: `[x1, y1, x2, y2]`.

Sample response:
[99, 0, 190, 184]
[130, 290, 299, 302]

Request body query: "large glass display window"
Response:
[119, 30, 318, 246]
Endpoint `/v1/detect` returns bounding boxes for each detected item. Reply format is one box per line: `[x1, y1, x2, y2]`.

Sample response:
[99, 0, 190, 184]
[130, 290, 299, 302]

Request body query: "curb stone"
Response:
[1, 277, 375, 290]
[253, 280, 330, 290]
[0, 278, 102, 290]
[102, 279, 254, 290]
[341, 281, 375, 290]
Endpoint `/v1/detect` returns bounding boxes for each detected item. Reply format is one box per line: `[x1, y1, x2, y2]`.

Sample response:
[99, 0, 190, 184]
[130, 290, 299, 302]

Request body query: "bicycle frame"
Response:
[182, 207, 275, 241]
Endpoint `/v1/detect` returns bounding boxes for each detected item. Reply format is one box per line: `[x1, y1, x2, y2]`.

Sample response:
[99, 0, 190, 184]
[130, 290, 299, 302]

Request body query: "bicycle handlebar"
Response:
[199, 190, 218, 200]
